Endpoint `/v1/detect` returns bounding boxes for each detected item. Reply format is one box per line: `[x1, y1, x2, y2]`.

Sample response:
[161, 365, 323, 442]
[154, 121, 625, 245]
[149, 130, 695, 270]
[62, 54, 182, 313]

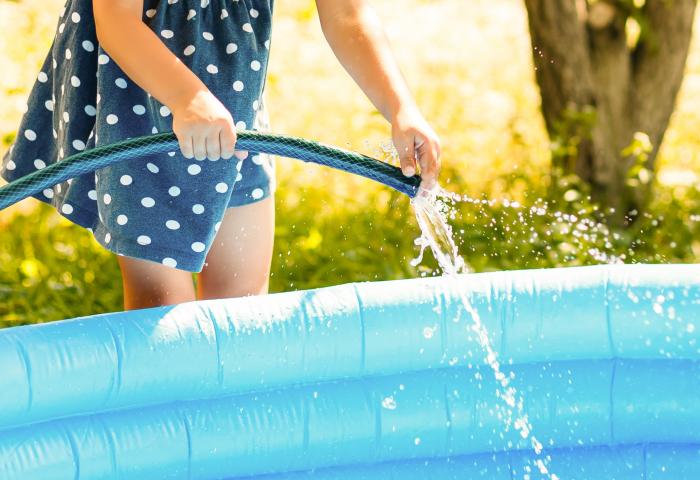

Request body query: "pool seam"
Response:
[63, 426, 81, 480]
[103, 322, 123, 404]
[13, 336, 33, 414]
[604, 267, 616, 357]
[605, 268, 617, 445]
[353, 284, 367, 375]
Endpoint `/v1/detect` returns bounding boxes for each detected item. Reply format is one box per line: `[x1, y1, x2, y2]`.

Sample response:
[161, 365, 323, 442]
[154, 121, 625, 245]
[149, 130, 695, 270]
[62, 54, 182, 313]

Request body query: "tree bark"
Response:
[523, 0, 696, 225]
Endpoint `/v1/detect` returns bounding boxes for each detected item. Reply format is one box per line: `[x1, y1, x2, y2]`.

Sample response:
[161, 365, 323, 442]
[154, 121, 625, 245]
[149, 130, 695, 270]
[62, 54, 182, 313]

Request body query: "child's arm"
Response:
[92, 0, 237, 161]
[316, 0, 441, 189]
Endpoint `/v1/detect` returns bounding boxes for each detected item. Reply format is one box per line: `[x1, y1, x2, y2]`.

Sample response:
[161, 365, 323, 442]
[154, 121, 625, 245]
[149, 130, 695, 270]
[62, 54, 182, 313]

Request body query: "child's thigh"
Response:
[117, 255, 196, 309]
[199, 195, 275, 295]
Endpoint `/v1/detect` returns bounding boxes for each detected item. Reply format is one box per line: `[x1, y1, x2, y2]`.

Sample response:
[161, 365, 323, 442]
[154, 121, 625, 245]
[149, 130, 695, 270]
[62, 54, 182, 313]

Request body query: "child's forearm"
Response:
[92, 0, 206, 114]
[316, 0, 418, 122]
[317, 0, 441, 188]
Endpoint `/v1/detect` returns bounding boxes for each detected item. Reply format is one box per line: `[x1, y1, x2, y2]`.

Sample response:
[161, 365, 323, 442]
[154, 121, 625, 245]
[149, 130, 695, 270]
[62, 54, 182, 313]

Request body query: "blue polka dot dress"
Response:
[0, 0, 276, 272]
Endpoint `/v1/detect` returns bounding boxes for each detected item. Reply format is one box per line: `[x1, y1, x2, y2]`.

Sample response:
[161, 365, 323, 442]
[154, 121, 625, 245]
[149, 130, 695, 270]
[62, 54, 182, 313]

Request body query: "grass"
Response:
[1, 0, 700, 327]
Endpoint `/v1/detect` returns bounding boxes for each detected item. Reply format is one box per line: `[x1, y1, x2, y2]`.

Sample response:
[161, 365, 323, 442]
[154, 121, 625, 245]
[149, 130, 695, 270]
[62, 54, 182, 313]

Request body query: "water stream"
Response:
[410, 186, 560, 480]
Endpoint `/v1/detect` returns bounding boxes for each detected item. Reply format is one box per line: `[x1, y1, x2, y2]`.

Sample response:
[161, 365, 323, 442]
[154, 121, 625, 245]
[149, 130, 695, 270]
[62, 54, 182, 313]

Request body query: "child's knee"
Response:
[197, 270, 269, 300]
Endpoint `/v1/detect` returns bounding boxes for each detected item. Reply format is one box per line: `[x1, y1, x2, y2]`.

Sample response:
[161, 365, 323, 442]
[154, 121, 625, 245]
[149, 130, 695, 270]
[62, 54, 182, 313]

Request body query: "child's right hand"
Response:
[171, 89, 238, 161]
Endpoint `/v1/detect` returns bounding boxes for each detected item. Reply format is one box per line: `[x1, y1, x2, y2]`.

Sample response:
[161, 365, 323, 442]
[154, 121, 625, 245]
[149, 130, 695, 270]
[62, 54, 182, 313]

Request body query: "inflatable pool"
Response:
[1, 263, 699, 479]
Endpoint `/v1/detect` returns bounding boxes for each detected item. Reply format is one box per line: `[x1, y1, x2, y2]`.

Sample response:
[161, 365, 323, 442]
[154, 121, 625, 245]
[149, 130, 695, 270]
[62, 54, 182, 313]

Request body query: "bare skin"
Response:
[93, 0, 238, 162]
[315, 0, 442, 188]
[117, 255, 196, 310]
[196, 195, 275, 300]
[118, 196, 275, 309]
[94, 0, 441, 310]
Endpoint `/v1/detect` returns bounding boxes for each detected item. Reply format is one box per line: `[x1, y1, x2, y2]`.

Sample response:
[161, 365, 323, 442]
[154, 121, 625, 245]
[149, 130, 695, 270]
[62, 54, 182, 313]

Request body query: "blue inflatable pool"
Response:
[1, 264, 699, 479]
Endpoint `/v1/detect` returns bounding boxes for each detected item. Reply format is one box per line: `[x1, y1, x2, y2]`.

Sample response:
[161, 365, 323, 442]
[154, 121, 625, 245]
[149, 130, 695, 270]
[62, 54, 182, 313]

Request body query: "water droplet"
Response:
[381, 396, 397, 410]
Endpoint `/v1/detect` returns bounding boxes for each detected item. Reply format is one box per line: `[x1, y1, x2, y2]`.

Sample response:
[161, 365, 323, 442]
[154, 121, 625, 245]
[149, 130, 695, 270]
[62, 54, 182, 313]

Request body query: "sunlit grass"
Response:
[1, 0, 700, 326]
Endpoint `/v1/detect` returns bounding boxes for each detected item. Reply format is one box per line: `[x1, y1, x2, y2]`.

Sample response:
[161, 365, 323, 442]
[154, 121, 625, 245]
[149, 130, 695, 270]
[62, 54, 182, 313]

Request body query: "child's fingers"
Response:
[234, 150, 249, 161]
[220, 124, 237, 160]
[178, 134, 194, 159]
[206, 130, 221, 161]
[397, 139, 417, 177]
[416, 137, 441, 190]
[193, 134, 207, 161]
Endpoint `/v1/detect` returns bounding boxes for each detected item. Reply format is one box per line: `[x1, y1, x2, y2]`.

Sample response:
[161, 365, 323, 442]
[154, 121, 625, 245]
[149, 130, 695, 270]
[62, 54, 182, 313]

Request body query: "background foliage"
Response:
[2, 0, 700, 327]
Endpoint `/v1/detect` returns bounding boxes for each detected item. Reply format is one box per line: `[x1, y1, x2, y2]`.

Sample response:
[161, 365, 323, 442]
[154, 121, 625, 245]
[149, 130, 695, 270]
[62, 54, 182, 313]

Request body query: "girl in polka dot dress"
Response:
[0, 0, 441, 310]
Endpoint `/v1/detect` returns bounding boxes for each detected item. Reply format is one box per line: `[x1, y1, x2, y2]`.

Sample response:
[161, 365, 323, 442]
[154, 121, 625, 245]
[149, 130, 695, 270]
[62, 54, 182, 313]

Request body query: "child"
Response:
[0, 0, 441, 310]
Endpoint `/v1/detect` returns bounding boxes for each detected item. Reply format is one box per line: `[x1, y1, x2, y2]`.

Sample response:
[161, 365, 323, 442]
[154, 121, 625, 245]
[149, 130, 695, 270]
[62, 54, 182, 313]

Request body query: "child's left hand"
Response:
[391, 108, 442, 191]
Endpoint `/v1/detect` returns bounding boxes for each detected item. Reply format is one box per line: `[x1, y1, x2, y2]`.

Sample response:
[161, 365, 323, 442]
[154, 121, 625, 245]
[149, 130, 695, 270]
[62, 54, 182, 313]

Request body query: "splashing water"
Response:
[410, 188, 467, 275]
[435, 188, 627, 266]
[410, 186, 559, 480]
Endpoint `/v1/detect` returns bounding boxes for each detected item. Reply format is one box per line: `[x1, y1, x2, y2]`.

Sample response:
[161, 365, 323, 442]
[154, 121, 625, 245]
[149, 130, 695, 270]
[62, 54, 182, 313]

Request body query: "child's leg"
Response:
[117, 255, 196, 310]
[196, 195, 275, 300]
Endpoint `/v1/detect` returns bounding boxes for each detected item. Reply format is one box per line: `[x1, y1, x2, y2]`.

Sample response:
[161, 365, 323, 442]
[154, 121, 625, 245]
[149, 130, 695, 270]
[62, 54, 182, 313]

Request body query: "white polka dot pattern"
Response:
[0, 0, 275, 273]
[162, 258, 177, 267]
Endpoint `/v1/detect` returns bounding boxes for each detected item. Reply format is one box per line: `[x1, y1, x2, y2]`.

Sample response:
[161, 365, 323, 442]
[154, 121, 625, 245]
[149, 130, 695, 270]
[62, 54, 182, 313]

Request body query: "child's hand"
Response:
[391, 108, 442, 190]
[171, 89, 238, 161]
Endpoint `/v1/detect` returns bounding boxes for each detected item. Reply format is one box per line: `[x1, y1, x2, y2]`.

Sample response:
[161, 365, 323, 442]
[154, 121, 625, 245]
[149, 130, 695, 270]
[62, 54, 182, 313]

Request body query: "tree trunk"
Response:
[523, 0, 696, 225]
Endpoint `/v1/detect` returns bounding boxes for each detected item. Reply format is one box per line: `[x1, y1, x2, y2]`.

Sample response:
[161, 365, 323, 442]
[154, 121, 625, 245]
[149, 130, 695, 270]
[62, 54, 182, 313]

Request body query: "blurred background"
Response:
[2, 0, 700, 326]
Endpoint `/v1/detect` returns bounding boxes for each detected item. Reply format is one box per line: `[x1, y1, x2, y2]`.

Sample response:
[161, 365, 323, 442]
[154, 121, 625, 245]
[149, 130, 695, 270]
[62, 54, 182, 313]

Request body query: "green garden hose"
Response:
[0, 130, 421, 211]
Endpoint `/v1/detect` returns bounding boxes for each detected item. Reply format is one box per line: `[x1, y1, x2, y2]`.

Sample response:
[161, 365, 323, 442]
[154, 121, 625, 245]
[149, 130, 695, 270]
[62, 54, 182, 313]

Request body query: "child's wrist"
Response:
[168, 84, 210, 116]
[390, 102, 422, 125]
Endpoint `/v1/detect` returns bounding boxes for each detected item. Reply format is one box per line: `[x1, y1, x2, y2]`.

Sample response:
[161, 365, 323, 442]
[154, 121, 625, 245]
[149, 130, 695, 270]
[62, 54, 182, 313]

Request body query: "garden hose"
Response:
[0, 130, 421, 211]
